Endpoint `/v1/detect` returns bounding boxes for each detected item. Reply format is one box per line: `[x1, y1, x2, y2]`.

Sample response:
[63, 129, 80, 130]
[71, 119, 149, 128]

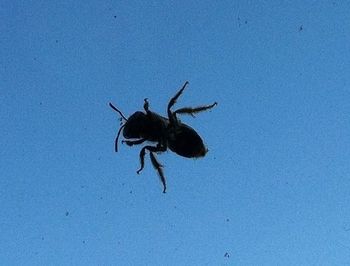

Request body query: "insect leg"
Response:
[136, 144, 166, 174]
[136, 147, 147, 174]
[167, 81, 188, 127]
[149, 152, 166, 193]
[168, 81, 189, 110]
[167, 81, 188, 124]
[174, 102, 217, 117]
[143, 98, 150, 113]
[136, 144, 167, 193]
[122, 138, 147, 147]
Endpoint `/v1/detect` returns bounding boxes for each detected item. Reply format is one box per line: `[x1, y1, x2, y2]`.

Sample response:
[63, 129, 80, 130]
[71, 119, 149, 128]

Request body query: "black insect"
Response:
[109, 81, 217, 193]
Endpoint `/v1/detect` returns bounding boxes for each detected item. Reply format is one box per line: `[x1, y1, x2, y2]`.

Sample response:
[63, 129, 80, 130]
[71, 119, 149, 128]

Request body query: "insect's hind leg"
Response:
[174, 102, 217, 117]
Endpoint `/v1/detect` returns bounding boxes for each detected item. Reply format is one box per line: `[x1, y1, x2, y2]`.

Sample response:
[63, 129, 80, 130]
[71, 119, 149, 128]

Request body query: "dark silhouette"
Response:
[109, 81, 217, 193]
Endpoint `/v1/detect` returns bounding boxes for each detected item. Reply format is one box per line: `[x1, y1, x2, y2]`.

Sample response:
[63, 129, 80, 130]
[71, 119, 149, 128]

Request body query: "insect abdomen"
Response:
[168, 125, 207, 158]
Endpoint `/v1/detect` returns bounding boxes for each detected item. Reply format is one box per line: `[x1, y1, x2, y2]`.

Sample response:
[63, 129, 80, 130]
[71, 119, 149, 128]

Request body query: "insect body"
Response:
[109, 81, 217, 193]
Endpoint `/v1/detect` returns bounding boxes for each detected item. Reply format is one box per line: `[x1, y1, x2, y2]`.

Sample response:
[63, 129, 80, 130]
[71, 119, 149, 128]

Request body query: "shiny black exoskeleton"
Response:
[109, 81, 217, 193]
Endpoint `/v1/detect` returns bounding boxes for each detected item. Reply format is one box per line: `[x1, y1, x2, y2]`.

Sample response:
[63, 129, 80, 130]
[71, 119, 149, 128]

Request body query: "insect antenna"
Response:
[114, 124, 125, 152]
[109, 102, 128, 121]
[109, 102, 128, 152]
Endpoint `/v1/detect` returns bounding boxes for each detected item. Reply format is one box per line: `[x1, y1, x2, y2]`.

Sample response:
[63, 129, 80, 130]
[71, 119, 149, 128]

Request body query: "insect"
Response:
[109, 81, 217, 193]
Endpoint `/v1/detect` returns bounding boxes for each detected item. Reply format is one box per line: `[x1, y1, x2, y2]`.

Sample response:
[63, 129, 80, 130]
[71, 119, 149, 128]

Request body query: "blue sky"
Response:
[1, 0, 350, 265]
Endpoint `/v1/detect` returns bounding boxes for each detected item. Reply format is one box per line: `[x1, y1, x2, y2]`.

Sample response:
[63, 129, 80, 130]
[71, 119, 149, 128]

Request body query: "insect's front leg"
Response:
[143, 98, 150, 113]
[122, 138, 147, 147]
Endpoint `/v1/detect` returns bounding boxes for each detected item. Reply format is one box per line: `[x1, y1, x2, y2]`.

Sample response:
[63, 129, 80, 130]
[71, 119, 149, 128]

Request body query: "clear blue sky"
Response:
[2, 0, 350, 265]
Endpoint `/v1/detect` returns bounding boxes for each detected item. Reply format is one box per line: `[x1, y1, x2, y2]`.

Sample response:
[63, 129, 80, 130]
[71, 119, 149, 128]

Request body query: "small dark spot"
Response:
[114, 15, 117, 18]
[82, 240, 86, 244]
[39, 102, 42, 105]
[41, 237, 44, 240]
[34, 57, 37, 61]
[224, 252, 230, 258]
[65, 211, 69, 216]
[226, 218, 230, 222]
[245, 20, 248, 24]
[98, 157, 101, 161]
[105, 211, 108, 214]
[55, 39, 59, 43]
[129, 190, 132, 194]
[299, 25, 303, 32]
[81, 185, 85, 189]
[100, 197, 103, 200]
